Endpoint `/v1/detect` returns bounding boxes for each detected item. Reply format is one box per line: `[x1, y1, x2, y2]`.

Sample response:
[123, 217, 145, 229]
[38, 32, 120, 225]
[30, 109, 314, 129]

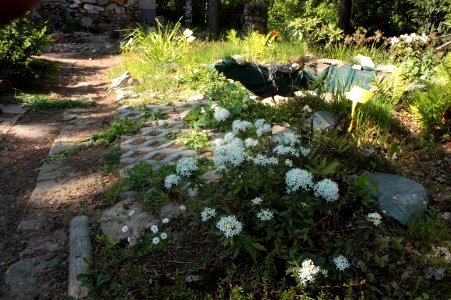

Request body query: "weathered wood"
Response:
[207, 0, 221, 36]
[68, 215, 92, 299]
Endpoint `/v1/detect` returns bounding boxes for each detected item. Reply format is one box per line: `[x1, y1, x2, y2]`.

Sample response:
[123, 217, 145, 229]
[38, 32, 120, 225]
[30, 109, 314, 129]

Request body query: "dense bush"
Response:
[0, 16, 51, 82]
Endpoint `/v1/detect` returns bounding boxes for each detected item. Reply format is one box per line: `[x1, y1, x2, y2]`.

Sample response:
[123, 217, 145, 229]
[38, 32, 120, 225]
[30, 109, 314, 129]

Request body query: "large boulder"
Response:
[366, 172, 429, 225]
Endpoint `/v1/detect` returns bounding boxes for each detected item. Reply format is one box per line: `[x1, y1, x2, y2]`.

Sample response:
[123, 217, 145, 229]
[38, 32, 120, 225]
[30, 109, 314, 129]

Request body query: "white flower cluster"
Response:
[390, 33, 429, 45]
[216, 215, 243, 238]
[257, 209, 273, 221]
[253, 154, 278, 166]
[151, 225, 158, 234]
[279, 131, 300, 147]
[176, 157, 198, 176]
[284, 159, 293, 167]
[255, 119, 272, 136]
[313, 179, 339, 202]
[285, 168, 314, 193]
[303, 105, 312, 113]
[299, 146, 311, 157]
[232, 120, 253, 134]
[214, 107, 230, 122]
[251, 197, 263, 205]
[213, 136, 247, 168]
[333, 255, 350, 271]
[164, 174, 181, 189]
[298, 259, 322, 285]
[366, 212, 382, 226]
[244, 137, 258, 148]
[273, 145, 299, 157]
[200, 207, 217, 222]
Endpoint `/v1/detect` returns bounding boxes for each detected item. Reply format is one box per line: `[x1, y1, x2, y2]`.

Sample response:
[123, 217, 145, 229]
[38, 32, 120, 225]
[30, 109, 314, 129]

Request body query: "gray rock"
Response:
[80, 16, 93, 28]
[366, 172, 429, 225]
[308, 111, 338, 130]
[84, 3, 105, 11]
[4, 258, 52, 299]
[82, 0, 97, 3]
[97, 0, 110, 5]
[110, 71, 131, 89]
[99, 200, 154, 242]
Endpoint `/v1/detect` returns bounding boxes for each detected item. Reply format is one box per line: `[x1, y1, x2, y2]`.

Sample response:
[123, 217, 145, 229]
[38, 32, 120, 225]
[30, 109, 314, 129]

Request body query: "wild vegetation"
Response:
[1, 1, 449, 299]
[82, 6, 451, 297]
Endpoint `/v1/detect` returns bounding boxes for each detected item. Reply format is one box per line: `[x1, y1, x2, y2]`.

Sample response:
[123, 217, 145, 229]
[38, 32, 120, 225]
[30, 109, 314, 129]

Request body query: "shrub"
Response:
[0, 15, 51, 81]
[410, 54, 451, 138]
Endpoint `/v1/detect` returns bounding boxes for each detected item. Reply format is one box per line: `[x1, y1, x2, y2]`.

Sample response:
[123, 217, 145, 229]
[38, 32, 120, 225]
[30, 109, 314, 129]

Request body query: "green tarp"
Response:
[214, 57, 316, 98]
[319, 64, 376, 94]
[213, 57, 377, 97]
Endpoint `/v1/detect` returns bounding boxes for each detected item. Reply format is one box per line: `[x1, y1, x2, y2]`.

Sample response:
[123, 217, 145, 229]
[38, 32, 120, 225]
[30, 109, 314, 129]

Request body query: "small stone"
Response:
[354, 54, 375, 69]
[80, 17, 94, 28]
[308, 111, 338, 130]
[84, 3, 105, 11]
[232, 55, 247, 66]
[97, 0, 109, 5]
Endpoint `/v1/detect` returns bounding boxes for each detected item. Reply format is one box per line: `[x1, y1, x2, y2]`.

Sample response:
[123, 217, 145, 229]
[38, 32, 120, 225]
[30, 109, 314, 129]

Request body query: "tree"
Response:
[185, 0, 193, 25]
[337, 0, 352, 34]
[207, 0, 220, 36]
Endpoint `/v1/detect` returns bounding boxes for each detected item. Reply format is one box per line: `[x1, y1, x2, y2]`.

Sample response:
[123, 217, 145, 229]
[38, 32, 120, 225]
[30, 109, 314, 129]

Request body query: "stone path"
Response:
[1, 49, 119, 298]
[116, 93, 208, 175]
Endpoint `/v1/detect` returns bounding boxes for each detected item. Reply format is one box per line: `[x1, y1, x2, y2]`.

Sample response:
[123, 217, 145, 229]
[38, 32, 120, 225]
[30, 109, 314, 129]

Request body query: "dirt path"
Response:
[0, 45, 121, 299]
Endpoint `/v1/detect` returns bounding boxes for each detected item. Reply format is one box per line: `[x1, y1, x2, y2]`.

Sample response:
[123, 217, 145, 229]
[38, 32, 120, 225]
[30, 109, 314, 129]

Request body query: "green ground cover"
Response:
[85, 23, 450, 299]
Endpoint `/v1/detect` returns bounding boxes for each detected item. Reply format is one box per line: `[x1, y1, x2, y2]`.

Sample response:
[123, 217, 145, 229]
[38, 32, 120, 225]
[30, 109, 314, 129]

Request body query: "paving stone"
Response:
[366, 172, 429, 225]
[309, 111, 338, 130]
[99, 200, 155, 242]
[4, 258, 54, 299]
[20, 229, 67, 257]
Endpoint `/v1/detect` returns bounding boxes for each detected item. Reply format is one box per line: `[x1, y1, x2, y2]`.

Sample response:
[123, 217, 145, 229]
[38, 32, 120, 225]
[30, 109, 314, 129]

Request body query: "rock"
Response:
[366, 172, 429, 225]
[160, 202, 184, 219]
[115, 6, 125, 14]
[308, 111, 338, 130]
[354, 54, 375, 69]
[113, 0, 126, 5]
[105, 3, 117, 11]
[316, 58, 346, 66]
[99, 200, 154, 242]
[110, 71, 131, 89]
[21, 229, 67, 257]
[82, 0, 97, 3]
[424, 267, 446, 281]
[84, 3, 105, 11]
[376, 65, 397, 73]
[80, 16, 93, 28]
[97, 0, 110, 5]
[232, 55, 247, 66]
[271, 125, 290, 135]
[69, 3, 79, 8]
[4, 258, 52, 299]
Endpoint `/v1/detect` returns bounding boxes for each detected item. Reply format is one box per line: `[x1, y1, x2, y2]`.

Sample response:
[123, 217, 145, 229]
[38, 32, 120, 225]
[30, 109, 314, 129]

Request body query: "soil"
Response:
[0, 45, 121, 298]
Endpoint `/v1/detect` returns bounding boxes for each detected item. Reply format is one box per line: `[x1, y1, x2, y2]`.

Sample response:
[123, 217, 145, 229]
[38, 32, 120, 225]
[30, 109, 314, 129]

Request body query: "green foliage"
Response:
[226, 29, 276, 61]
[16, 93, 92, 111]
[41, 149, 78, 164]
[408, 0, 451, 34]
[288, 17, 343, 48]
[124, 20, 187, 66]
[91, 108, 162, 145]
[0, 16, 51, 82]
[91, 118, 141, 145]
[100, 148, 121, 174]
[171, 129, 210, 152]
[408, 209, 451, 247]
[410, 54, 451, 138]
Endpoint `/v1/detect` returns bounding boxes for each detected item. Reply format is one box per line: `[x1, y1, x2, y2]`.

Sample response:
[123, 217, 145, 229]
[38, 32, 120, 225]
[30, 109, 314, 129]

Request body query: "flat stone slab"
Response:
[366, 172, 429, 225]
[309, 111, 338, 130]
[99, 200, 155, 242]
[4, 257, 54, 300]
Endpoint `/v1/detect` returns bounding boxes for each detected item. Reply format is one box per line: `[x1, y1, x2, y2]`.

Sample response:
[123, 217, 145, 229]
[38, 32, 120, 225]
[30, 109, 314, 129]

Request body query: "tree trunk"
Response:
[337, 0, 352, 34]
[207, 0, 220, 37]
[185, 0, 192, 26]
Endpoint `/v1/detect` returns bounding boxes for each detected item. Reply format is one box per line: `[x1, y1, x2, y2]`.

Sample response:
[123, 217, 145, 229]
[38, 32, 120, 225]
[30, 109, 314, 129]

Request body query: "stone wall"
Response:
[31, 0, 145, 33]
[243, 2, 268, 35]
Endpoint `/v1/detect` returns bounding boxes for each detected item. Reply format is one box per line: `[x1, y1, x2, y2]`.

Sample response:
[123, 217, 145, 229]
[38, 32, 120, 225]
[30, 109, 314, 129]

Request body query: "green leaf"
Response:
[251, 242, 267, 251]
